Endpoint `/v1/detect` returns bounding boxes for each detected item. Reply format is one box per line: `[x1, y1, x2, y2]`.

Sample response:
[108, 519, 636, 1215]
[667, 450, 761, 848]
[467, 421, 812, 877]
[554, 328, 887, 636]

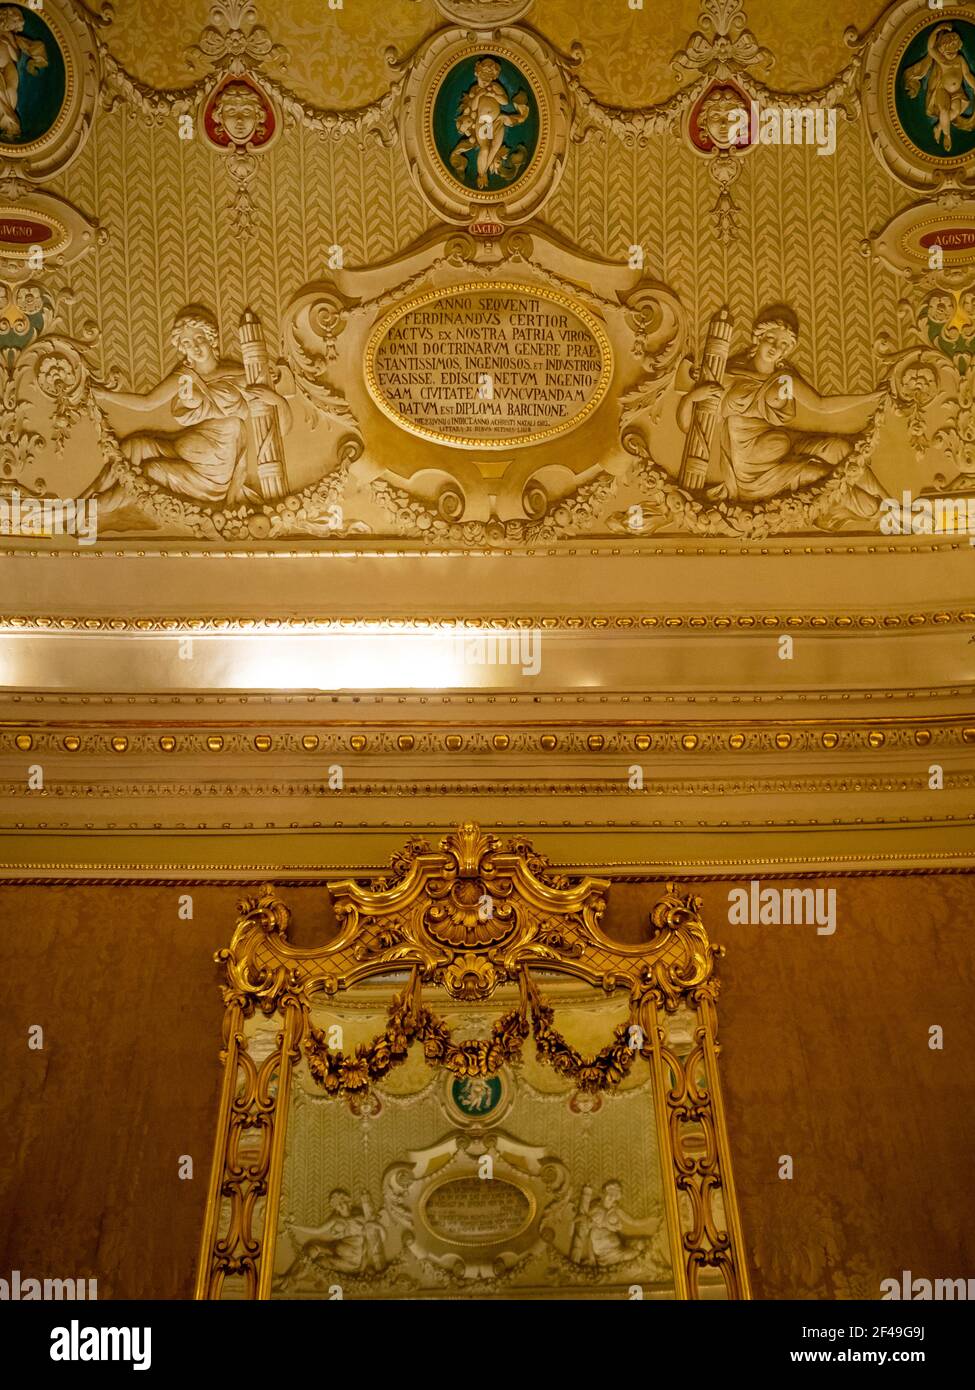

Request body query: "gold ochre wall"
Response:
[1, 875, 972, 1300]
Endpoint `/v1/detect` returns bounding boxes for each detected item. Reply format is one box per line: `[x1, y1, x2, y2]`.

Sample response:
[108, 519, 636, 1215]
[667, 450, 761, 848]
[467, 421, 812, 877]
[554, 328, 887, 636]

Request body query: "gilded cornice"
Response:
[3, 714, 974, 753]
[3, 773, 972, 804]
[3, 705, 974, 743]
[3, 852, 974, 883]
[2, 607, 973, 633]
[3, 691, 973, 712]
[2, 536, 974, 556]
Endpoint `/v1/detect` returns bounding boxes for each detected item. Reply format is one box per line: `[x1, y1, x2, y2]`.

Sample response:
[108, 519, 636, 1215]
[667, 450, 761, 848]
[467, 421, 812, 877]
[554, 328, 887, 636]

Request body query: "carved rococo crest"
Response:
[329, 820, 612, 998]
[216, 822, 719, 1016]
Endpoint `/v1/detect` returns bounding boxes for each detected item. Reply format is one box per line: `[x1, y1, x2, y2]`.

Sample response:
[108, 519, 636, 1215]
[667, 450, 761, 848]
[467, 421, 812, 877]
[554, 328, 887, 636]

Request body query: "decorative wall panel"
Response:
[4, 0, 972, 550]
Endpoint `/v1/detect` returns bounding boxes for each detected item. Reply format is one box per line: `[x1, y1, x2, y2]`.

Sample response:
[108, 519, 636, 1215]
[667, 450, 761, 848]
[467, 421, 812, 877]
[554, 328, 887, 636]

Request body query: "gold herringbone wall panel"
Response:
[55, 111, 434, 388]
[54, 95, 909, 396]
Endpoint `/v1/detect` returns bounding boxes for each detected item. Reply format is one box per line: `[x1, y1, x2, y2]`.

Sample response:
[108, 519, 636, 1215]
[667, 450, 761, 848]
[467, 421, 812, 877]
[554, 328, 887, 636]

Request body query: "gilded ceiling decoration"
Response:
[92, 0, 878, 109]
[2, 0, 973, 548]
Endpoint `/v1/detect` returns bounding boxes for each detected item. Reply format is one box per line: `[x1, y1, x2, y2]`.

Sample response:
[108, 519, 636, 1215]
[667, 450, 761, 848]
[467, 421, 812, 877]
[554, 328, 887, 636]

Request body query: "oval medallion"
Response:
[0, 208, 66, 254]
[432, 52, 540, 194]
[0, 4, 67, 150]
[364, 281, 614, 450]
[893, 16, 975, 164]
[449, 1073, 504, 1120]
[421, 1176, 533, 1248]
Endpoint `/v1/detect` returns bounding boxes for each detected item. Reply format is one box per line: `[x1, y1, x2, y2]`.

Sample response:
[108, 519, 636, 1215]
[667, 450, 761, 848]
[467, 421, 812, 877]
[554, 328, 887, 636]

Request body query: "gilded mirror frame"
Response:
[195, 823, 751, 1300]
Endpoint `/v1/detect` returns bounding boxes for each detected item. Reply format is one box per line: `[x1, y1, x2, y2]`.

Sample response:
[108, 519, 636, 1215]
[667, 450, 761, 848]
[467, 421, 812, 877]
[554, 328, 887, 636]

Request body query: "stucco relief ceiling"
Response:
[7, 0, 970, 553]
[0, 0, 972, 870]
[98, 0, 880, 108]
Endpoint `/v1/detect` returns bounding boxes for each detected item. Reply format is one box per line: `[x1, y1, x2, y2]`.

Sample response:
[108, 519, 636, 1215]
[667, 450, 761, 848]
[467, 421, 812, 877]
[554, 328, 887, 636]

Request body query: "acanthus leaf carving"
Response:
[184, 0, 291, 76]
[1, 278, 100, 482]
[672, 0, 774, 82]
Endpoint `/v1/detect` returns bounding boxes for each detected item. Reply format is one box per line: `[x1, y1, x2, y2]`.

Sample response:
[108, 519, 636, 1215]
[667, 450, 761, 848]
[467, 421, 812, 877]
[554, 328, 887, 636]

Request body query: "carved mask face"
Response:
[700, 94, 747, 149]
[213, 89, 265, 146]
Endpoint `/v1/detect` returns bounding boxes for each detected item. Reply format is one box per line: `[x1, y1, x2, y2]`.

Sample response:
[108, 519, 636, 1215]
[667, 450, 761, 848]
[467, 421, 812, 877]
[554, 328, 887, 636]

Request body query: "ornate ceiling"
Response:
[100, 0, 878, 107]
[3, 0, 963, 549]
[0, 0, 972, 872]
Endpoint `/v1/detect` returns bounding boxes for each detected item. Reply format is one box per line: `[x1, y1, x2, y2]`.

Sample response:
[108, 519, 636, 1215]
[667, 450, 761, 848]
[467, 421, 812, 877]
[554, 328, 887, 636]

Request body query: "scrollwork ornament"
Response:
[875, 275, 975, 484]
[644, 884, 721, 1011]
[662, 1032, 740, 1296]
[217, 883, 304, 1016]
[620, 282, 689, 428]
[934, 369, 975, 487]
[198, 829, 749, 1301]
[0, 279, 98, 478]
[284, 283, 357, 424]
